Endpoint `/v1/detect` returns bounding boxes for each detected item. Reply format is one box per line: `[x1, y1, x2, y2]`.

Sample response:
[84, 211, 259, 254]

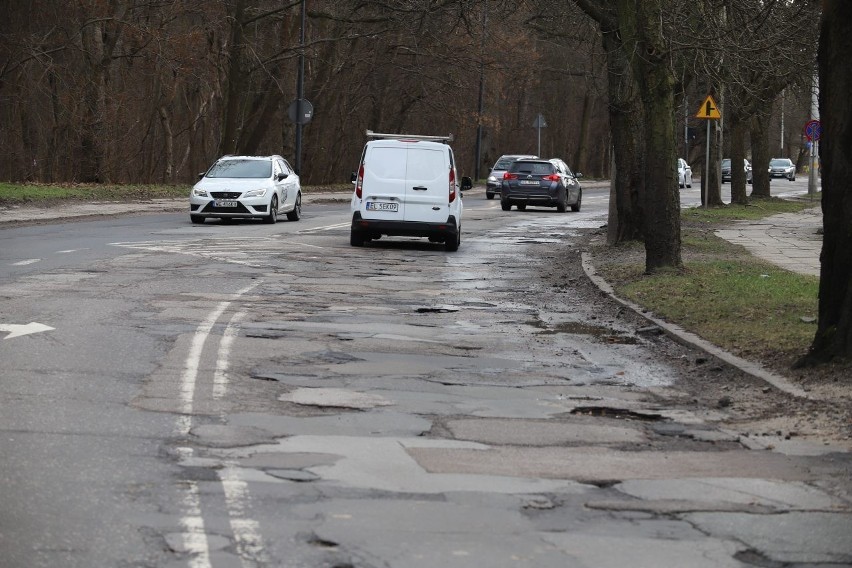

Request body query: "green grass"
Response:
[0, 182, 353, 205]
[612, 258, 818, 357]
[682, 196, 819, 223]
[0, 183, 190, 203]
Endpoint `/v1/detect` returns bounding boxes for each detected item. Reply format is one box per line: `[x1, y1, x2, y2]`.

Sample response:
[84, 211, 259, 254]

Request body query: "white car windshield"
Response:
[207, 160, 271, 178]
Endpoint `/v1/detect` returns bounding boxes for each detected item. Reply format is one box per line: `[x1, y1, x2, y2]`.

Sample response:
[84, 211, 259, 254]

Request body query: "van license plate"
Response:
[366, 202, 398, 212]
[214, 200, 238, 207]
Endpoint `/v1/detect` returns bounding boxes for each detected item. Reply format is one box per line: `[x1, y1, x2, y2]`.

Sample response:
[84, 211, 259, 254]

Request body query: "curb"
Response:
[580, 251, 812, 400]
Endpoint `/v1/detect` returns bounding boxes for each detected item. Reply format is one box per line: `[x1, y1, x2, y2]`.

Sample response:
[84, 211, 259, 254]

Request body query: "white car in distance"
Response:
[190, 155, 302, 224]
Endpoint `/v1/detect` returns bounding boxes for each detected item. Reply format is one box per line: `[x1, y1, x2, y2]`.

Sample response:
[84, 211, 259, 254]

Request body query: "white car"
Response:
[768, 158, 796, 181]
[350, 130, 472, 251]
[677, 158, 693, 189]
[189, 155, 301, 224]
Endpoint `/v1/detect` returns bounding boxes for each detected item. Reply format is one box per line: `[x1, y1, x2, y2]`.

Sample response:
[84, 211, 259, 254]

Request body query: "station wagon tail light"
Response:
[542, 174, 560, 181]
[355, 164, 364, 198]
[449, 168, 456, 203]
[503, 172, 518, 180]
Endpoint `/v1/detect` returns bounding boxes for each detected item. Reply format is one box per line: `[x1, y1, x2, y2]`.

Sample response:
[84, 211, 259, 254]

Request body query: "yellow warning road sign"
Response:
[696, 95, 721, 119]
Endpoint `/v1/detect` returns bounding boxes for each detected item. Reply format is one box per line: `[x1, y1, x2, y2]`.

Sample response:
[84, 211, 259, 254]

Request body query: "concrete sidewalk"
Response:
[715, 205, 822, 277]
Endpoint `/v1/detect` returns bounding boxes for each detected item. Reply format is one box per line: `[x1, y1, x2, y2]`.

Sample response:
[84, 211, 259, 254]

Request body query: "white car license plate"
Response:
[214, 200, 238, 208]
[366, 202, 398, 212]
[520, 180, 539, 185]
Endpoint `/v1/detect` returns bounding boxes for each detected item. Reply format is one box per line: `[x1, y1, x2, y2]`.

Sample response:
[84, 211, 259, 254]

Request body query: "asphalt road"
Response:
[1, 183, 848, 568]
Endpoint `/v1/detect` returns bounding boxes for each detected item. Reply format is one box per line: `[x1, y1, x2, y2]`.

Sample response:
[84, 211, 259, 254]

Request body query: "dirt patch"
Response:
[540, 227, 851, 447]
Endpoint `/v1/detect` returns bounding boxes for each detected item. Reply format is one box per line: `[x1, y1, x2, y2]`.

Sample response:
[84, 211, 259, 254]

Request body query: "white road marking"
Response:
[11, 259, 40, 266]
[176, 281, 259, 436]
[219, 464, 269, 566]
[0, 322, 54, 339]
[213, 311, 245, 399]
[297, 221, 350, 233]
[178, 476, 212, 568]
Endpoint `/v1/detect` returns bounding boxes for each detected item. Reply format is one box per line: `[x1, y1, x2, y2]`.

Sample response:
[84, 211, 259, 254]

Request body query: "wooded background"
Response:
[0, 1, 816, 186]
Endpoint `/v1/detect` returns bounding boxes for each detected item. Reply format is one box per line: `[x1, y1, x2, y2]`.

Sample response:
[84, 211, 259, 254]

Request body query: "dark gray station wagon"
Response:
[500, 158, 582, 212]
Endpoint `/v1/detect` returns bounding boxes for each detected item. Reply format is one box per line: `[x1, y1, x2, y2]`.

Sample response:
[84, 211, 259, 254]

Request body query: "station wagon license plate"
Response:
[519, 180, 539, 185]
[366, 202, 398, 212]
[214, 200, 238, 208]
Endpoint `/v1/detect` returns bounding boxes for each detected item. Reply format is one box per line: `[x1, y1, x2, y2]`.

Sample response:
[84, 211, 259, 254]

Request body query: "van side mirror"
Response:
[350, 171, 357, 183]
[461, 176, 473, 191]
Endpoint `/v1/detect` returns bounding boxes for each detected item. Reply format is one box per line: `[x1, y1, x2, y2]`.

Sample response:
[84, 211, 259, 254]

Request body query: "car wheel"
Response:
[445, 227, 460, 252]
[790, 175, 796, 181]
[571, 190, 582, 212]
[556, 189, 567, 212]
[190, 215, 205, 224]
[486, 192, 495, 200]
[287, 193, 302, 221]
[350, 230, 365, 247]
[265, 195, 278, 224]
[687, 176, 692, 188]
[501, 201, 511, 211]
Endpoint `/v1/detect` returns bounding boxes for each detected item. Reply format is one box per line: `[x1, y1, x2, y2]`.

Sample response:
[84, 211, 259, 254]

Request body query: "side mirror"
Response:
[197, 172, 206, 179]
[277, 172, 288, 181]
[575, 172, 584, 179]
[460, 176, 473, 191]
[350, 171, 357, 183]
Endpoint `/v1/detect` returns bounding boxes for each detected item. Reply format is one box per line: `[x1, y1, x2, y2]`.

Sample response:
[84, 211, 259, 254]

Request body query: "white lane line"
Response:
[176, 281, 260, 437]
[179, 477, 212, 568]
[220, 464, 269, 566]
[297, 221, 350, 233]
[11, 259, 40, 266]
[56, 249, 83, 254]
[213, 311, 245, 400]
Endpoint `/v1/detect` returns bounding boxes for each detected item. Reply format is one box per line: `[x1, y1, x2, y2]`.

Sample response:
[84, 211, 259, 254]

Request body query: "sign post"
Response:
[532, 114, 547, 156]
[695, 94, 721, 207]
[803, 119, 821, 197]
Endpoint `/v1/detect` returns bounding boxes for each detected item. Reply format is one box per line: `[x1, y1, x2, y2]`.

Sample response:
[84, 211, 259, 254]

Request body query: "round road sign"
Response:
[288, 99, 314, 125]
[804, 119, 822, 141]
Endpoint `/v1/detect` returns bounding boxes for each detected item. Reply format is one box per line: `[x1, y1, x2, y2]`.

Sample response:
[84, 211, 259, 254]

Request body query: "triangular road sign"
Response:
[696, 95, 721, 119]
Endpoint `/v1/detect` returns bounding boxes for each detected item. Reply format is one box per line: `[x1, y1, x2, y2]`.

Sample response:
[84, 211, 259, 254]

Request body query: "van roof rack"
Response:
[366, 130, 453, 143]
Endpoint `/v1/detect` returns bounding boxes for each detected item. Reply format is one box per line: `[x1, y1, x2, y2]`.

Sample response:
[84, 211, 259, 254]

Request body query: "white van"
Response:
[350, 130, 472, 251]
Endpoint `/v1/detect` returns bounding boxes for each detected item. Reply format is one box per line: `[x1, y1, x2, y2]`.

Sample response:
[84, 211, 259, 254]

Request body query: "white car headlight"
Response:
[242, 188, 268, 198]
[488, 175, 497, 183]
[192, 187, 209, 197]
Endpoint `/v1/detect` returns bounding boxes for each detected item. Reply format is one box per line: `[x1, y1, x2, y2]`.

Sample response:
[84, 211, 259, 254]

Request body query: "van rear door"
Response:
[403, 146, 449, 223]
[361, 144, 407, 219]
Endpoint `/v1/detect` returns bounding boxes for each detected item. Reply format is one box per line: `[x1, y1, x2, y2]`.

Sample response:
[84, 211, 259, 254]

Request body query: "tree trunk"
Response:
[798, 1, 852, 366]
[219, 0, 246, 157]
[618, 0, 681, 272]
[601, 24, 644, 244]
[729, 111, 748, 204]
[706, 119, 724, 206]
[749, 108, 772, 198]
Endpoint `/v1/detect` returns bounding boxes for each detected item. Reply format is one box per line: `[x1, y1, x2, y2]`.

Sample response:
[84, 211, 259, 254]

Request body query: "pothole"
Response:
[570, 406, 665, 421]
[535, 321, 639, 344]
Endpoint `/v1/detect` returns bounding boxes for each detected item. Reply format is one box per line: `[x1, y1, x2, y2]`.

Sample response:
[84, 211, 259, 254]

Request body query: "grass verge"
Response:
[593, 197, 820, 367]
[0, 182, 353, 206]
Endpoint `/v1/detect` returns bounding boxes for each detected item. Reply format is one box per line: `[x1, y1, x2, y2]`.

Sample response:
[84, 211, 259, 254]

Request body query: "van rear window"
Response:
[406, 149, 445, 181]
[368, 147, 407, 180]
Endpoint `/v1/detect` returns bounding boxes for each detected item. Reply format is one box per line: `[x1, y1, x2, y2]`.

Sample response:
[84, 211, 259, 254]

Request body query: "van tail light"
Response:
[355, 164, 364, 198]
[542, 174, 560, 181]
[449, 168, 456, 203]
[503, 172, 518, 180]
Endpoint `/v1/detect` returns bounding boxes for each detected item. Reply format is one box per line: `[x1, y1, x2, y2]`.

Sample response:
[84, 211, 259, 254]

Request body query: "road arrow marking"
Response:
[0, 322, 55, 339]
